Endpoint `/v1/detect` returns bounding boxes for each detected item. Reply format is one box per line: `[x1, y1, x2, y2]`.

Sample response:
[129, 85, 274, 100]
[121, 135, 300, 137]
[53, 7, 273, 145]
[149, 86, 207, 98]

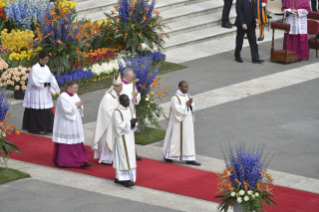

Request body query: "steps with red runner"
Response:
[7, 133, 319, 211]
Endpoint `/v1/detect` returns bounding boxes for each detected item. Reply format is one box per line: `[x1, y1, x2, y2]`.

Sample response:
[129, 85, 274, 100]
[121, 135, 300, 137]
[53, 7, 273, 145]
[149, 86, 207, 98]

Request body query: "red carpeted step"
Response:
[7, 133, 319, 211]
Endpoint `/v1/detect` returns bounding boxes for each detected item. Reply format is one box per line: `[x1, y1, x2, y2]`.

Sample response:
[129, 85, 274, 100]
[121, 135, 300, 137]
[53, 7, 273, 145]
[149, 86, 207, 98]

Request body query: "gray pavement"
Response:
[0, 179, 180, 212]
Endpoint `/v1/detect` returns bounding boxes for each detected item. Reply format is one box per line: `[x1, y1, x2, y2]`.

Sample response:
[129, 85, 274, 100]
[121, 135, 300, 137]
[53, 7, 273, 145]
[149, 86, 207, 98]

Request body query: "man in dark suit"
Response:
[234, 0, 264, 63]
[311, 0, 318, 11]
[221, 0, 234, 28]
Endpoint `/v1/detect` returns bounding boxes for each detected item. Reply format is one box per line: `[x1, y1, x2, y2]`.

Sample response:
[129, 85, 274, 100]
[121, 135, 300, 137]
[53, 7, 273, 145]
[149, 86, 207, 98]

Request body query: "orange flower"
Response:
[157, 92, 163, 98]
[64, 24, 68, 29]
[145, 7, 149, 12]
[124, 32, 128, 39]
[155, 10, 160, 16]
[130, 2, 134, 7]
[148, 22, 152, 27]
[15, 129, 20, 135]
[150, 93, 154, 98]
[165, 87, 169, 93]
[235, 179, 241, 185]
[158, 33, 163, 39]
[143, 16, 146, 21]
[56, 39, 62, 44]
[114, 4, 120, 10]
[139, 31, 142, 36]
[131, 24, 135, 29]
[49, 53, 52, 57]
[139, 84, 145, 89]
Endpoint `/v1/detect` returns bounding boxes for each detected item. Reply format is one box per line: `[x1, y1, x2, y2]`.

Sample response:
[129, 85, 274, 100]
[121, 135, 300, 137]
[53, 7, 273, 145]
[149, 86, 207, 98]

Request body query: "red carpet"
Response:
[7, 133, 319, 211]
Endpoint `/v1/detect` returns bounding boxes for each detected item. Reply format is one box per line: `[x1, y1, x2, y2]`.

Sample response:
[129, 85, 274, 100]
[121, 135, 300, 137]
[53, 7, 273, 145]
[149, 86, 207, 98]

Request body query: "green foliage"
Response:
[0, 138, 21, 169]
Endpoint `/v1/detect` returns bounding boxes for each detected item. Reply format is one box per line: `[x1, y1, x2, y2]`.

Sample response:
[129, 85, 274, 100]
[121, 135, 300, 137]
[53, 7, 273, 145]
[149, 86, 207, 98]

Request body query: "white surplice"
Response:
[121, 82, 141, 116]
[52, 92, 84, 145]
[23, 63, 60, 109]
[283, 9, 308, 35]
[112, 104, 137, 182]
[92, 89, 119, 163]
[162, 90, 196, 161]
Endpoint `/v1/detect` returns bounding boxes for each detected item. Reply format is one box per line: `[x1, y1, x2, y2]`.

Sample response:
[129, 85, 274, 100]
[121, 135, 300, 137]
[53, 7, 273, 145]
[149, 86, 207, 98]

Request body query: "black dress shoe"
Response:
[268, 15, 272, 19]
[244, 36, 248, 39]
[164, 158, 173, 163]
[235, 57, 243, 63]
[29, 131, 40, 134]
[80, 162, 92, 169]
[186, 161, 201, 166]
[54, 162, 67, 168]
[252, 59, 265, 63]
[136, 155, 142, 161]
[221, 23, 232, 29]
[257, 37, 264, 41]
[101, 162, 112, 166]
[227, 22, 234, 26]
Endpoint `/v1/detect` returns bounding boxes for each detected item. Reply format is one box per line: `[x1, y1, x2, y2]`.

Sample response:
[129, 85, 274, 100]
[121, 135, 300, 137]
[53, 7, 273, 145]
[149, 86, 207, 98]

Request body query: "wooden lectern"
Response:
[307, 11, 319, 51]
[270, 22, 298, 64]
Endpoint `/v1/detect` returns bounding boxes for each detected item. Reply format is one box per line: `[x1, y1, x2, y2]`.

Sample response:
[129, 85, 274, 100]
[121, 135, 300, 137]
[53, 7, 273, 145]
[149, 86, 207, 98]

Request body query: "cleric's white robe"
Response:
[23, 63, 60, 109]
[162, 90, 196, 161]
[112, 104, 137, 181]
[53, 92, 84, 144]
[121, 82, 141, 116]
[92, 89, 119, 163]
[283, 9, 308, 35]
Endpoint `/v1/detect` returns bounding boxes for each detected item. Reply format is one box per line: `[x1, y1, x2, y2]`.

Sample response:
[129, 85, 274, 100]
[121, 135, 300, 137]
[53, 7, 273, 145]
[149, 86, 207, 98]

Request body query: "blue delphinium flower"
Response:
[145, 0, 155, 22]
[0, 88, 10, 122]
[119, 0, 129, 24]
[55, 69, 94, 86]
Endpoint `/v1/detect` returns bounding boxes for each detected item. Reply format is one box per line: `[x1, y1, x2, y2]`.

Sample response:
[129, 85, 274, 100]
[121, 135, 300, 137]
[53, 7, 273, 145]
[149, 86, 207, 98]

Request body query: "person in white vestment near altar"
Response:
[121, 68, 142, 161]
[52, 80, 92, 169]
[162, 81, 201, 166]
[22, 51, 60, 134]
[92, 73, 123, 165]
[113, 94, 139, 187]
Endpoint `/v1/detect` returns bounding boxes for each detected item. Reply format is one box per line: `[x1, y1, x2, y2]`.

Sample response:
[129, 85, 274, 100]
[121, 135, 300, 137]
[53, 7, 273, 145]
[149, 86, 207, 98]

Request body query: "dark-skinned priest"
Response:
[22, 51, 60, 134]
[113, 94, 139, 187]
[162, 81, 201, 166]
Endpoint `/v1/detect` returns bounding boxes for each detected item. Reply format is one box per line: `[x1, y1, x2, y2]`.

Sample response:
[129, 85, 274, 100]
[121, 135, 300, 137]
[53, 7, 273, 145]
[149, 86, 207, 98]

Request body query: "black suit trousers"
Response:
[222, 0, 233, 24]
[235, 25, 259, 60]
[311, 0, 318, 11]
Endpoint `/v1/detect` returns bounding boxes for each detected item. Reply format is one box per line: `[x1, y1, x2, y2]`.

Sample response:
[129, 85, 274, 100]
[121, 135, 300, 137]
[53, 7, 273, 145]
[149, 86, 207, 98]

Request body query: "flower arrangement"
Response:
[0, 55, 8, 71]
[82, 48, 119, 65]
[105, 0, 168, 53]
[56, 0, 77, 10]
[5, 0, 52, 30]
[89, 58, 123, 78]
[215, 144, 276, 212]
[55, 68, 94, 86]
[31, 2, 105, 75]
[0, 88, 20, 168]
[0, 66, 30, 91]
[1, 29, 35, 51]
[0, 45, 13, 62]
[119, 53, 167, 132]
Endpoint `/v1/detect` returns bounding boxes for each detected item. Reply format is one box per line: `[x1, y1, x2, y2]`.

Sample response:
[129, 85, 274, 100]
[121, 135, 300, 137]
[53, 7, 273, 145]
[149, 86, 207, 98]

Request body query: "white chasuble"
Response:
[112, 105, 137, 181]
[121, 82, 141, 116]
[162, 90, 196, 161]
[23, 63, 60, 109]
[53, 92, 84, 145]
[92, 89, 119, 163]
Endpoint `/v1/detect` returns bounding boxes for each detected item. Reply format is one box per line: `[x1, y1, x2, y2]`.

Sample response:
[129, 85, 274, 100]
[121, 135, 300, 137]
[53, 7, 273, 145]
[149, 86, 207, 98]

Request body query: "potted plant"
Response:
[0, 66, 31, 99]
[215, 144, 277, 212]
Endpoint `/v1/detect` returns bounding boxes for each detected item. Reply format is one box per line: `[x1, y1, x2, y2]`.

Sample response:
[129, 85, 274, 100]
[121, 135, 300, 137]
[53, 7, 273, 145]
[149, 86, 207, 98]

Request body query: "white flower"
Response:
[2, 133, 6, 137]
[244, 196, 249, 201]
[255, 193, 259, 197]
[237, 197, 242, 203]
[145, 97, 149, 101]
[230, 192, 236, 197]
[247, 190, 253, 195]
[251, 194, 255, 198]
[239, 190, 245, 196]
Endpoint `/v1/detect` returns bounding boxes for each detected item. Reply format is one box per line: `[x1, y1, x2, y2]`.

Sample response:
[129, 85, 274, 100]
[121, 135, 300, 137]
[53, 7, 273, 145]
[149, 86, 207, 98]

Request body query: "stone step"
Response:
[165, 9, 237, 37]
[77, 0, 209, 20]
[164, 25, 237, 51]
[161, 0, 229, 24]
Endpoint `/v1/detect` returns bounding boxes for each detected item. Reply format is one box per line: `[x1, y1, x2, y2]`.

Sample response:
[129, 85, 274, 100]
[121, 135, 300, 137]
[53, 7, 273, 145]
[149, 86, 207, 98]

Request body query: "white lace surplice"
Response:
[283, 9, 308, 35]
[52, 92, 84, 145]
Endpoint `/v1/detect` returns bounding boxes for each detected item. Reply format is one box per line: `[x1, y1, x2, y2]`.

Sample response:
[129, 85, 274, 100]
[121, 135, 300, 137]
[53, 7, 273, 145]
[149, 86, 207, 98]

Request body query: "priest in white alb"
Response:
[113, 94, 139, 187]
[121, 68, 142, 161]
[92, 74, 123, 165]
[23, 51, 60, 134]
[162, 81, 201, 166]
[52, 80, 92, 169]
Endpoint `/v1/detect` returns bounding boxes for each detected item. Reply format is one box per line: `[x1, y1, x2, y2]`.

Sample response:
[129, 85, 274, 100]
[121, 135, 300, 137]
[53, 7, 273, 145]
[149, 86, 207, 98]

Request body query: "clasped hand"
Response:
[186, 98, 193, 107]
[131, 117, 139, 125]
[75, 100, 84, 108]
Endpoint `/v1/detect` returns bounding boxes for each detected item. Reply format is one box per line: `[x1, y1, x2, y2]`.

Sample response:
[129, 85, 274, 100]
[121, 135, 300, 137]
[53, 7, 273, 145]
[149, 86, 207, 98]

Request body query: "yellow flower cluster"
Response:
[58, 0, 77, 9]
[0, 0, 6, 8]
[1, 29, 35, 51]
[92, 20, 112, 26]
[9, 47, 42, 61]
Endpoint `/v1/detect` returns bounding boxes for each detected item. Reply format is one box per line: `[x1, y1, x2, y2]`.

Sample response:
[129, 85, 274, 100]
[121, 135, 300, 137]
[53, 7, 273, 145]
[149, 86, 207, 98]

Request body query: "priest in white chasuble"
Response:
[92, 74, 123, 165]
[113, 94, 139, 187]
[121, 68, 142, 161]
[162, 81, 201, 166]
[22, 51, 60, 134]
[52, 80, 92, 169]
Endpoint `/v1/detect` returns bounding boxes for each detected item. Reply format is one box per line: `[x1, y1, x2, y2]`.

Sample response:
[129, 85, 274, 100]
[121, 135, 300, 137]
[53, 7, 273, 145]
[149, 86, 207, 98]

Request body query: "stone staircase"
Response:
[74, 0, 239, 51]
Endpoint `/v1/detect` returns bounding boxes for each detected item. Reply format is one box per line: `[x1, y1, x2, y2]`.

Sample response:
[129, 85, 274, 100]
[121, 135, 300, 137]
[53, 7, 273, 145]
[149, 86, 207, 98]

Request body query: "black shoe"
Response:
[54, 162, 66, 168]
[122, 180, 135, 187]
[252, 59, 265, 63]
[235, 57, 243, 63]
[227, 22, 234, 26]
[221, 23, 232, 29]
[164, 158, 173, 163]
[186, 161, 201, 166]
[136, 155, 142, 161]
[29, 131, 40, 134]
[101, 162, 112, 166]
[80, 162, 92, 169]
[257, 37, 264, 41]
[268, 15, 272, 19]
